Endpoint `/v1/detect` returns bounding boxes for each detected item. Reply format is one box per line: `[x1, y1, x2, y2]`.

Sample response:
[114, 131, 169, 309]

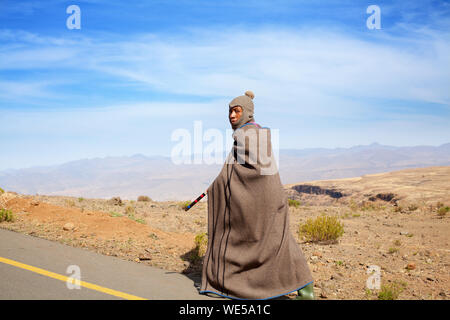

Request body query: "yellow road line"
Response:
[0, 256, 147, 300]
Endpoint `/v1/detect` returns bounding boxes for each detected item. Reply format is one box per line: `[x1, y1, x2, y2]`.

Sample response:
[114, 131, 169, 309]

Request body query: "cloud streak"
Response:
[1, 25, 449, 112]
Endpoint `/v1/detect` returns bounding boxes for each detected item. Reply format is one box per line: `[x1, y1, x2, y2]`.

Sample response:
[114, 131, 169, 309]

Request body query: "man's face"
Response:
[229, 106, 243, 126]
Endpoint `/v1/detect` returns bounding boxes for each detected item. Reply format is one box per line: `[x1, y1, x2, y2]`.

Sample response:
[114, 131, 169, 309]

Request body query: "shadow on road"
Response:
[177, 248, 291, 300]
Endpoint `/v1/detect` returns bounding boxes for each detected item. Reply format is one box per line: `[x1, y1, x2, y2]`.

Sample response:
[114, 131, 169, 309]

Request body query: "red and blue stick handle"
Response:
[185, 191, 206, 211]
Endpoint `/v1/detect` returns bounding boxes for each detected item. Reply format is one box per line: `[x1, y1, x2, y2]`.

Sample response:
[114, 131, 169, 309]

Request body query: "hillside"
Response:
[1, 142, 449, 201]
[0, 165, 449, 300]
[284, 165, 450, 207]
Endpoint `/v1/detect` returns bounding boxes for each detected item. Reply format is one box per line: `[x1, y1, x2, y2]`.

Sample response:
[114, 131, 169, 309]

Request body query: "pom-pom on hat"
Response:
[244, 90, 255, 99]
[229, 90, 255, 129]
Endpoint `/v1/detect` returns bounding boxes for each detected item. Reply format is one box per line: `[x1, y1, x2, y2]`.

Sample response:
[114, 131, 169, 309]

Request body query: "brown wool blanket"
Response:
[200, 122, 313, 299]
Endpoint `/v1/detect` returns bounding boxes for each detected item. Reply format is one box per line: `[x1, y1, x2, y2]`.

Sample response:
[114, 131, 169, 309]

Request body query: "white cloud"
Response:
[0, 100, 224, 135]
[0, 80, 60, 101]
[1, 25, 448, 114]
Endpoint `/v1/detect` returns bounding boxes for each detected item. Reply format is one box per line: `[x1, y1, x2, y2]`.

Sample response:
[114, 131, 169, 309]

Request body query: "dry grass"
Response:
[0, 208, 15, 222]
[184, 232, 208, 264]
[437, 206, 449, 216]
[288, 199, 301, 208]
[388, 247, 399, 254]
[179, 201, 191, 210]
[377, 281, 407, 300]
[298, 215, 344, 243]
[194, 232, 208, 257]
[137, 195, 152, 202]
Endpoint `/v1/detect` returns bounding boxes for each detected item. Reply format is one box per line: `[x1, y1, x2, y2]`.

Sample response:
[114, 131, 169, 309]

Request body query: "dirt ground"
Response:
[1, 165, 449, 300]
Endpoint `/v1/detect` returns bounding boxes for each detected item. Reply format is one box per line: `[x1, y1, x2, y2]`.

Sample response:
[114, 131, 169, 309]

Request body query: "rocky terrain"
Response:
[1, 165, 449, 300]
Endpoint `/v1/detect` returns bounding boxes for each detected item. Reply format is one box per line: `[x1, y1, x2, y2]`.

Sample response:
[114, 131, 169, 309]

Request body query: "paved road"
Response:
[0, 228, 216, 300]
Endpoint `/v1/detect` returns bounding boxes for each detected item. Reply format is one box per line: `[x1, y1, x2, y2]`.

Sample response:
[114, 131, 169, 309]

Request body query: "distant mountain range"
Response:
[1, 142, 449, 201]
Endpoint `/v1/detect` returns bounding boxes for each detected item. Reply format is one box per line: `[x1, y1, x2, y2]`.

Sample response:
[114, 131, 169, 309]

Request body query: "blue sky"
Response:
[0, 0, 449, 170]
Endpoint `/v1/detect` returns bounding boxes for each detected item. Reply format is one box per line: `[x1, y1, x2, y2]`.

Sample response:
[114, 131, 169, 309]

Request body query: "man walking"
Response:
[200, 91, 315, 300]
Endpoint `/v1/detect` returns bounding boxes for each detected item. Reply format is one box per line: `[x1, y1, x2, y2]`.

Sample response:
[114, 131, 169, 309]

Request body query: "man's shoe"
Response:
[295, 282, 315, 300]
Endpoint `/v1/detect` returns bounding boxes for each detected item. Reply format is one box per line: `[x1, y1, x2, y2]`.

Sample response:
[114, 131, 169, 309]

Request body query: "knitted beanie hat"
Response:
[229, 90, 255, 130]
